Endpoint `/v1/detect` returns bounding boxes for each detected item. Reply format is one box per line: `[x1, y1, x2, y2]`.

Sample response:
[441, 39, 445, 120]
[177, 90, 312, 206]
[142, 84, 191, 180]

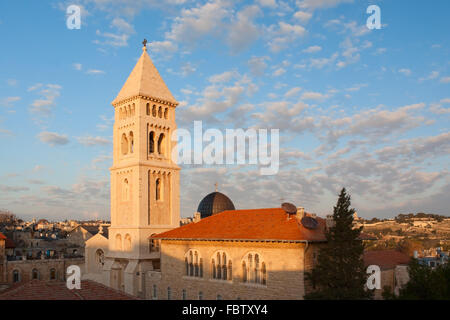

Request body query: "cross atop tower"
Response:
[142, 38, 147, 47]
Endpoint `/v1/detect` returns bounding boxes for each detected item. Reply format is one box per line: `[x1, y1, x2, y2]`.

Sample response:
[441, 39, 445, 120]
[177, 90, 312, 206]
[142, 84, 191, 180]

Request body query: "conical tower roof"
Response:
[112, 46, 178, 106]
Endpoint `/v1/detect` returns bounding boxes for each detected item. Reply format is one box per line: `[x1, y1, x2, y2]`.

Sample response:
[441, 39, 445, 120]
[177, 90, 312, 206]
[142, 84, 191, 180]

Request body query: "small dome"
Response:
[197, 192, 235, 219]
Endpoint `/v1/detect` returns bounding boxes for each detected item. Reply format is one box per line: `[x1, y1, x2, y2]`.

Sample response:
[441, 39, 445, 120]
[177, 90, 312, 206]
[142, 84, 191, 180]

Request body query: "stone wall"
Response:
[145, 240, 321, 300]
[4, 258, 84, 284]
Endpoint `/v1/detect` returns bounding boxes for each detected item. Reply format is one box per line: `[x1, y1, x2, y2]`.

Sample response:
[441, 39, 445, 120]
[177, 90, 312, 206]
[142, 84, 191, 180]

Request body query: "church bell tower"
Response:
[104, 40, 180, 295]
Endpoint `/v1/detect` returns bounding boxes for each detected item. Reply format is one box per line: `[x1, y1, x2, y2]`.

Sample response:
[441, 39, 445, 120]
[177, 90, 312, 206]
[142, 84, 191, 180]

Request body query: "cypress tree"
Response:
[305, 188, 372, 299]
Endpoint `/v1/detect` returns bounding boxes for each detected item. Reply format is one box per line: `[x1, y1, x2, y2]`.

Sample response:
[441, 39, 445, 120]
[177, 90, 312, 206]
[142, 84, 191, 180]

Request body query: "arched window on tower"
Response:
[124, 234, 132, 251]
[115, 234, 122, 251]
[157, 133, 165, 155]
[152, 105, 156, 117]
[158, 106, 162, 118]
[164, 108, 168, 119]
[95, 249, 104, 270]
[155, 178, 161, 201]
[146, 103, 150, 115]
[122, 179, 129, 201]
[149, 131, 155, 154]
[129, 131, 134, 153]
[121, 133, 128, 155]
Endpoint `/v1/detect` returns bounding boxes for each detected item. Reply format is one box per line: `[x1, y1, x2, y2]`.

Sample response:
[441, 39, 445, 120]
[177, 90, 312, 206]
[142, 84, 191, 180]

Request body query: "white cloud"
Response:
[293, 11, 312, 23]
[301, 91, 327, 100]
[284, 87, 302, 98]
[257, 0, 277, 8]
[86, 69, 105, 75]
[248, 56, 268, 76]
[298, 0, 354, 10]
[209, 71, 237, 83]
[73, 63, 82, 71]
[398, 68, 412, 76]
[0, 96, 21, 108]
[419, 71, 439, 82]
[148, 40, 178, 55]
[38, 132, 69, 146]
[268, 22, 306, 52]
[302, 45, 321, 53]
[29, 84, 62, 116]
[440, 76, 450, 83]
[227, 5, 262, 53]
[77, 136, 111, 146]
[273, 68, 286, 77]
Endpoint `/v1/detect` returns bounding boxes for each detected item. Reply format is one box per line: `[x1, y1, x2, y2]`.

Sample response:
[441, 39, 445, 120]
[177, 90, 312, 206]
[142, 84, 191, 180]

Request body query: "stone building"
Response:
[83, 42, 329, 300]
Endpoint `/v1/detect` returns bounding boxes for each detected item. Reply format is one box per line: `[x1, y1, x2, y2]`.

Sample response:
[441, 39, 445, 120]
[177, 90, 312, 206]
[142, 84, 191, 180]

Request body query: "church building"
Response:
[84, 42, 328, 300]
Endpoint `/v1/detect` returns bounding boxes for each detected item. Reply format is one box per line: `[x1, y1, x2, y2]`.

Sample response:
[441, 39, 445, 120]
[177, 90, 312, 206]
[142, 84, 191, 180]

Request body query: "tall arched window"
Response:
[122, 179, 129, 201]
[149, 131, 155, 153]
[146, 103, 150, 115]
[152, 105, 156, 117]
[129, 132, 134, 153]
[121, 133, 128, 155]
[212, 251, 231, 281]
[164, 108, 168, 119]
[185, 250, 203, 278]
[242, 252, 266, 285]
[13, 270, 20, 283]
[95, 249, 104, 269]
[32, 269, 39, 280]
[124, 234, 132, 251]
[115, 234, 122, 251]
[50, 268, 56, 280]
[155, 178, 161, 201]
[228, 261, 233, 281]
[157, 133, 165, 155]
[158, 106, 162, 118]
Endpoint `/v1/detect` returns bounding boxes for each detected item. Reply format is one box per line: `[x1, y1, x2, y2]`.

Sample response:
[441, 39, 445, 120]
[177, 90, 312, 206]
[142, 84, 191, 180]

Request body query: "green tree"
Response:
[393, 259, 450, 300]
[305, 188, 372, 300]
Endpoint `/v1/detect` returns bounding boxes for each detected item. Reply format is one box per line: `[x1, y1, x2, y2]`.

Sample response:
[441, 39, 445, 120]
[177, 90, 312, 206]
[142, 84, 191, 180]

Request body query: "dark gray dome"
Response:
[197, 192, 235, 219]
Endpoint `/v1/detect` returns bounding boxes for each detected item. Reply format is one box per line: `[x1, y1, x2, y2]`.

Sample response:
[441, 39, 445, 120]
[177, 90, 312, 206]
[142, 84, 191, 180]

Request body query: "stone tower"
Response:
[103, 43, 180, 296]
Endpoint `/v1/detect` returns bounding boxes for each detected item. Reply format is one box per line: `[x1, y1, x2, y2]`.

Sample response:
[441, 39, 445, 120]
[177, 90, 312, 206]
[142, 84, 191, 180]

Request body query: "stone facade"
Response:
[145, 240, 323, 300]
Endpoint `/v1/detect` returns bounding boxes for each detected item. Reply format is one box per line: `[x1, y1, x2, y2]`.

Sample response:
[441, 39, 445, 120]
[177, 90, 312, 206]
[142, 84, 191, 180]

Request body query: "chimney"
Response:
[194, 212, 201, 223]
[296, 207, 305, 219]
[326, 215, 335, 229]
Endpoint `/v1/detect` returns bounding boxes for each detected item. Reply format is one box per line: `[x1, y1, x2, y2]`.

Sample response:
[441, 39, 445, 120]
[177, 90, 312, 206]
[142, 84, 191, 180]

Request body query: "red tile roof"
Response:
[363, 250, 411, 270]
[152, 208, 328, 242]
[0, 280, 139, 300]
[0, 232, 6, 240]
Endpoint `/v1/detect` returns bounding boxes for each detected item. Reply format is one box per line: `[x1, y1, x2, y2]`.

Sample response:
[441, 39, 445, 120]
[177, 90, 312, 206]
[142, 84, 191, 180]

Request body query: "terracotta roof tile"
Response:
[363, 250, 411, 270]
[0, 280, 139, 300]
[152, 208, 327, 242]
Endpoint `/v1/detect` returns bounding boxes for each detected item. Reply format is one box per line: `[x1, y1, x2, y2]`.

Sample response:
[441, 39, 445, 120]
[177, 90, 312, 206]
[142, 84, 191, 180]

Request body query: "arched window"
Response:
[155, 178, 161, 201]
[153, 285, 158, 299]
[164, 108, 168, 119]
[182, 289, 187, 300]
[157, 133, 165, 155]
[129, 132, 134, 153]
[242, 252, 266, 285]
[115, 234, 122, 251]
[146, 103, 150, 115]
[124, 234, 132, 251]
[13, 270, 20, 283]
[211, 251, 231, 281]
[158, 106, 162, 118]
[95, 249, 104, 269]
[50, 268, 56, 280]
[198, 291, 203, 300]
[149, 131, 155, 153]
[185, 249, 203, 278]
[152, 105, 156, 117]
[228, 261, 233, 281]
[261, 262, 267, 285]
[32, 269, 39, 280]
[121, 133, 128, 155]
[217, 294, 222, 300]
[122, 179, 129, 201]
[149, 234, 160, 252]
[167, 287, 171, 300]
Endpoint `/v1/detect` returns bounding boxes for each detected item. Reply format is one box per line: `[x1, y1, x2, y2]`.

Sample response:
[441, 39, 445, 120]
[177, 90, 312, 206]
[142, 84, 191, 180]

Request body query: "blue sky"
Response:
[0, 0, 449, 221]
